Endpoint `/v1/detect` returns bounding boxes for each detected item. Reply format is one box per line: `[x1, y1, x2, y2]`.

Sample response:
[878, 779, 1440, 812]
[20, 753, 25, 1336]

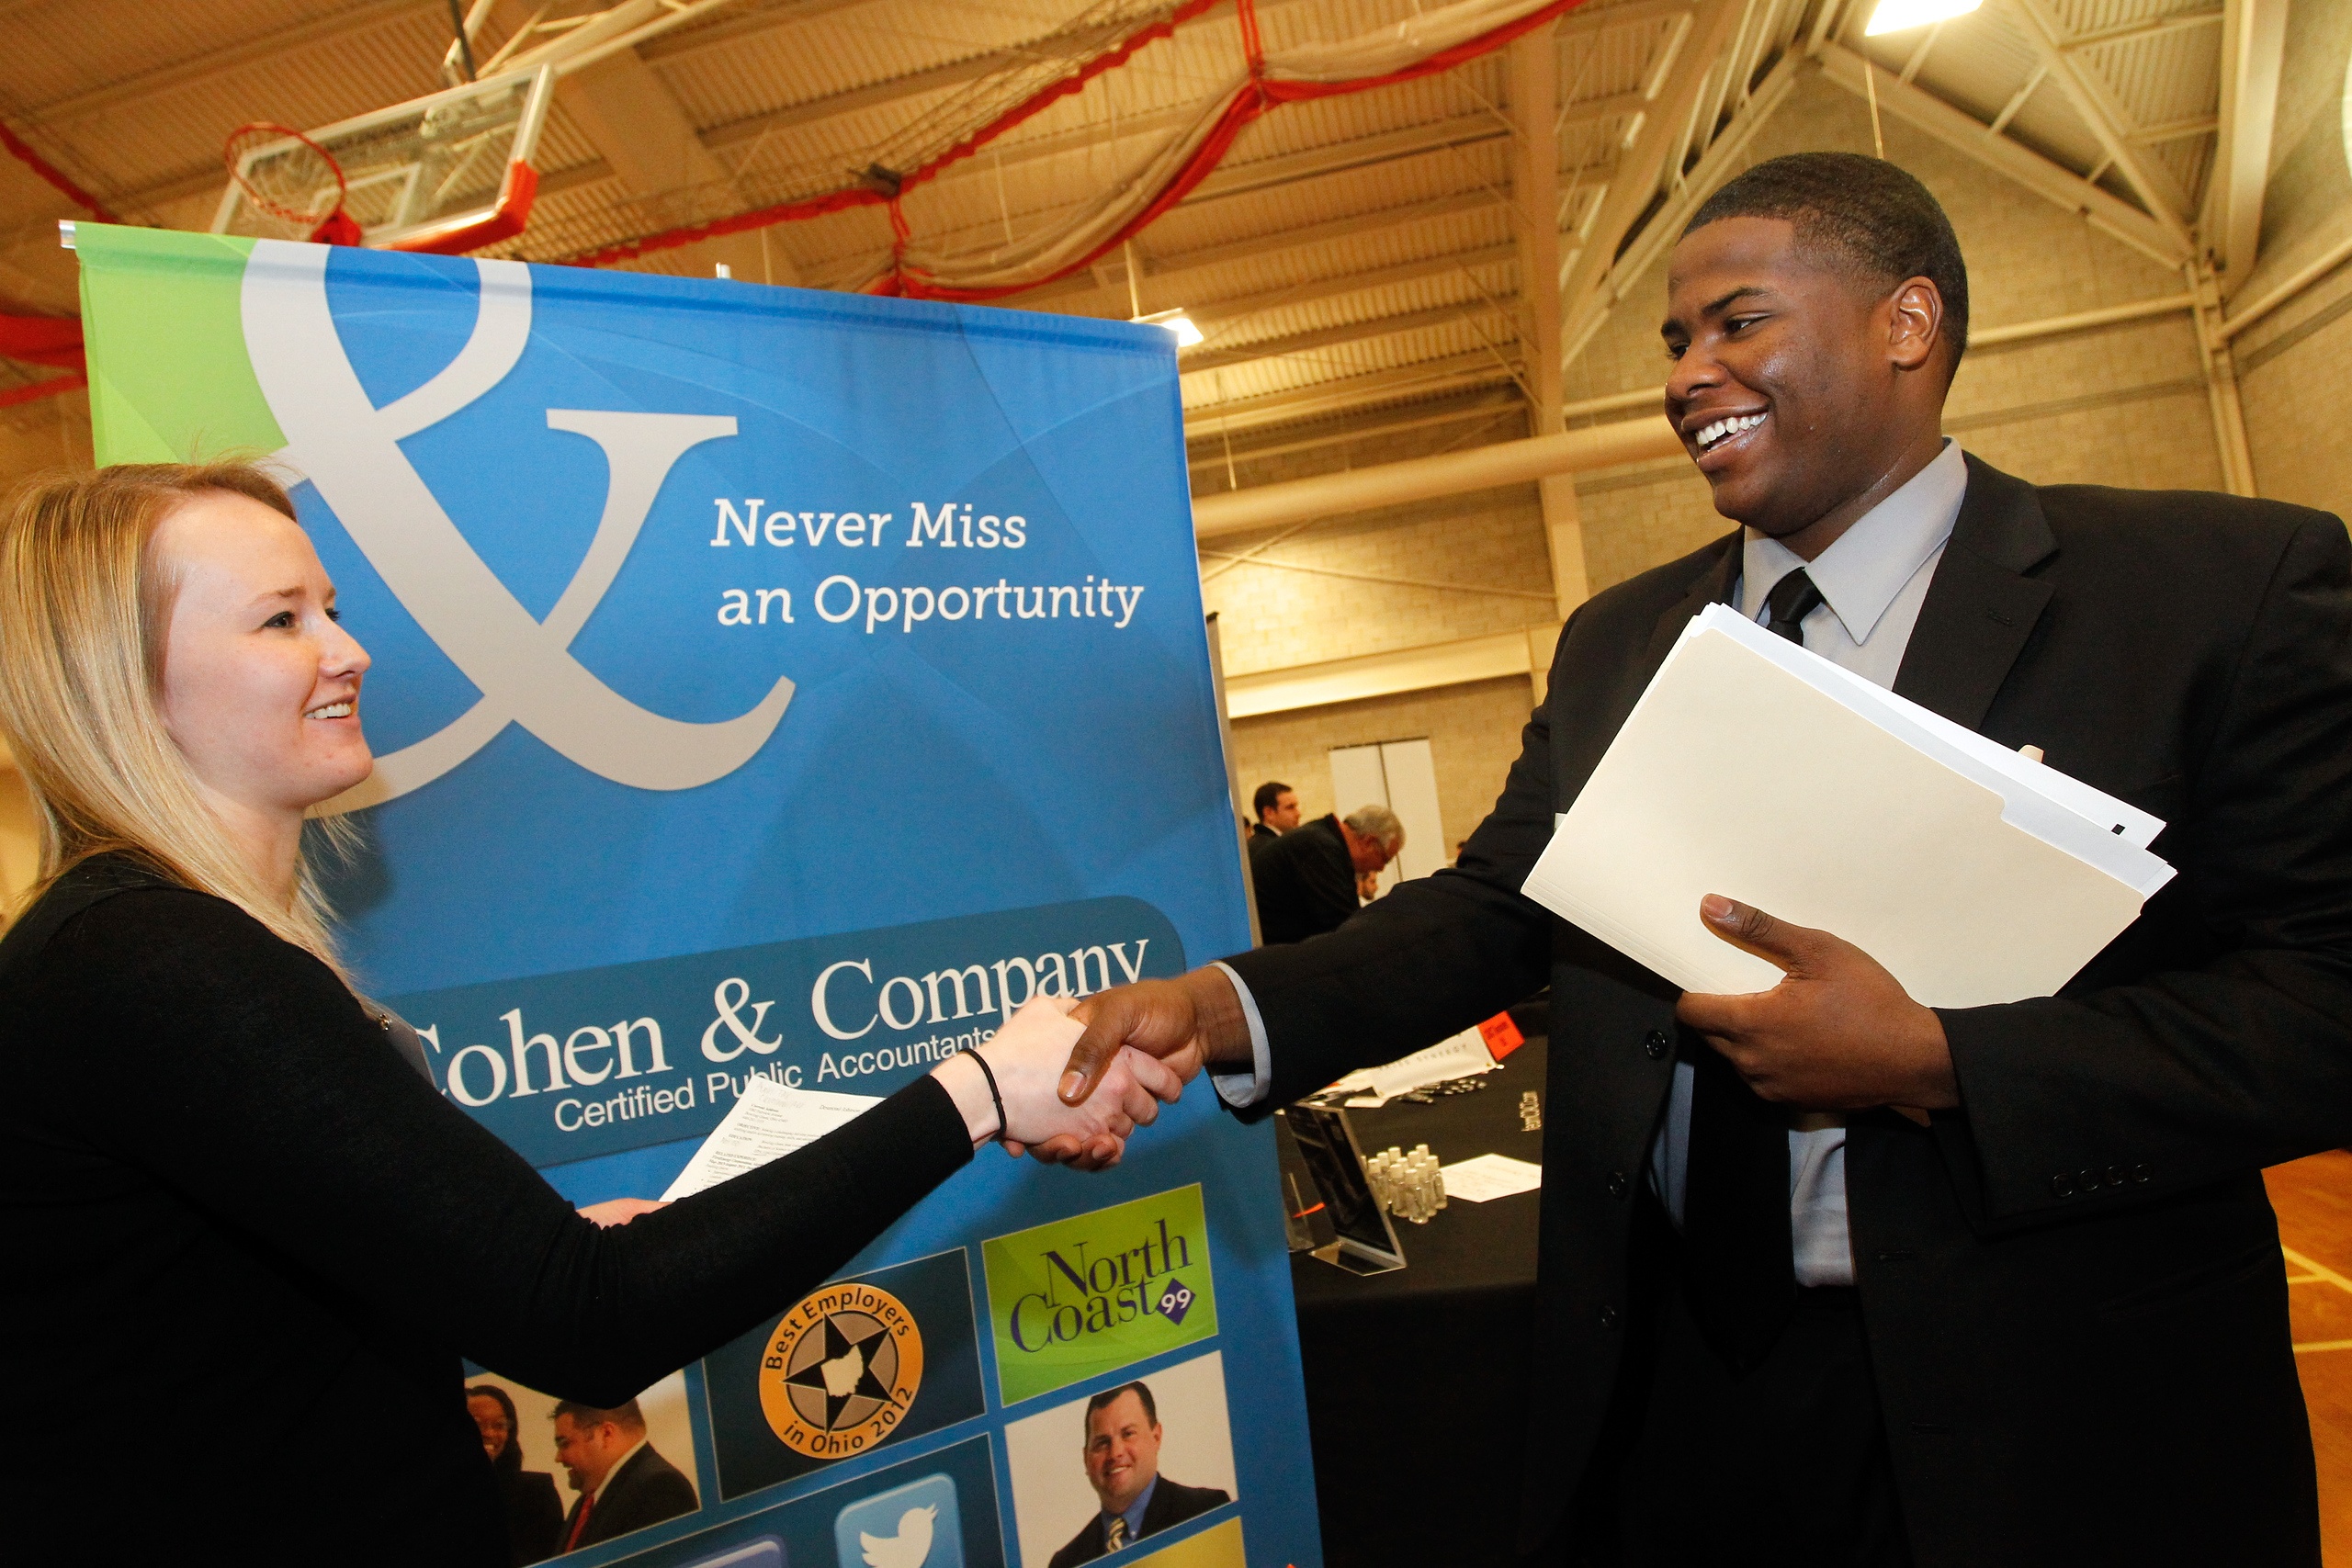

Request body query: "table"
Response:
[1286, 1038, 1547, 1568]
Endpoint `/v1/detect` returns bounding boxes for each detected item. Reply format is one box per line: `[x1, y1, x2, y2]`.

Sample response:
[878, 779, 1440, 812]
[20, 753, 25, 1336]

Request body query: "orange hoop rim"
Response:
[223, 120, 349, 226]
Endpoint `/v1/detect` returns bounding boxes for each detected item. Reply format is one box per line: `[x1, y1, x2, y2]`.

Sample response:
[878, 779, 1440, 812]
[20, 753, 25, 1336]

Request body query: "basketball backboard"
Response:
[211, 65, 554, 254]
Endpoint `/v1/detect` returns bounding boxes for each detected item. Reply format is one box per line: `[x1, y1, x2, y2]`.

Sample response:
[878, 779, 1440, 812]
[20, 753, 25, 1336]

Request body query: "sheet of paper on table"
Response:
[1324, 1027, 1499, 1108]
[1521, 604, 2175, 1007]
[662, 1077, 883, 1201]
[1440, 1153, 1544, 1202]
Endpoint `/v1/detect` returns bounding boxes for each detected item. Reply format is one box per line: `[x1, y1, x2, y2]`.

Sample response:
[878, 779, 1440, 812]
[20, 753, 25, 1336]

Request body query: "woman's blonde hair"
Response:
[0, 462, 352, 973]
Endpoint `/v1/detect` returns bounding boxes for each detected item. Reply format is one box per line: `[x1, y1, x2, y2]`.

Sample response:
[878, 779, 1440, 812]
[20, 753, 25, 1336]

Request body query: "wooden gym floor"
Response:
[2267, 1151, 2352, 1562]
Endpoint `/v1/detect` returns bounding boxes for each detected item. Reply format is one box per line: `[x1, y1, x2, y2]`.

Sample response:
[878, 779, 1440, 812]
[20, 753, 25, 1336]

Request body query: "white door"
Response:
[1328, 738, 1445, 895]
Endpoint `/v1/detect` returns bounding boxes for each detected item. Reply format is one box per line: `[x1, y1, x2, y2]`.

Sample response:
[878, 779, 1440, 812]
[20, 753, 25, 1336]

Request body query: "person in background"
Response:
[0, 463, 1181, 1564]
[1047, 1382, 1230, 1568]
[1248, 782, 1299, 844]
[548, 1399, 697, 1552]
[1247, 805, 1402, 944]
[468, 1382, 564, 1565]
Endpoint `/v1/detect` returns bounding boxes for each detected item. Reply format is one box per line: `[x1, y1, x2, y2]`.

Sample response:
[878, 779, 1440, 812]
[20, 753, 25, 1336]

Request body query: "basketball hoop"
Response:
[223, 122, 362, 245]
[210, 67, 552, 255]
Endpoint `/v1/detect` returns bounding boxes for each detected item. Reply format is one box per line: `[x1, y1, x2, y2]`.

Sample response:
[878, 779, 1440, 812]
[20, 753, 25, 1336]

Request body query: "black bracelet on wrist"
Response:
[967, 1048, 1008, 1143]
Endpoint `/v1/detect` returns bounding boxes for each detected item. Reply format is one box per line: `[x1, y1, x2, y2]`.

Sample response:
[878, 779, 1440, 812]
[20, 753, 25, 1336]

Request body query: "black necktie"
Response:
[1677, 568, 1819, 1371]
[1764, 566, 1824, 643]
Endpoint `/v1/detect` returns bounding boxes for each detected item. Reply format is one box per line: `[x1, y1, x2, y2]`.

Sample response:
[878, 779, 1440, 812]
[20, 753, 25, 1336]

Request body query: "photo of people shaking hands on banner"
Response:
[462, 1372, 704, 1563]
[1003, 1351, 1240, 1568]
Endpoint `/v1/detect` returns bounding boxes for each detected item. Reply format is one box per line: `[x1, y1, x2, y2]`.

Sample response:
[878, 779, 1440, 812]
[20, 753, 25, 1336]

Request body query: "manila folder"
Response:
[1521, 626, 2149, 1007]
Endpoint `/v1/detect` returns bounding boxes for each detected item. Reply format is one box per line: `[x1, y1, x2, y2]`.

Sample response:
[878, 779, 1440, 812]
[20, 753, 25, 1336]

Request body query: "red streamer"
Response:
[0, 313, 85, 370]
[571, 0, 1589, 285]
[0, 370, 85, 409]
[0, 121, 119, 224]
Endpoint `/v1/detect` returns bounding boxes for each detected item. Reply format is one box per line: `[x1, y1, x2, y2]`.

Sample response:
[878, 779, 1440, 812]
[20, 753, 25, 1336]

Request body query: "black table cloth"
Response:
[1286, 1038, 1547, 1568]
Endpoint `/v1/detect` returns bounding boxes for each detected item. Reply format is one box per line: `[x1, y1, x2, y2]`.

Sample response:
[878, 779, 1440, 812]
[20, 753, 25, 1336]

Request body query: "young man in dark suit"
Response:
[1056, 153, 2352, 1565]
[1046, 1382, 1230, 1567]
[1250, 781, 1300, 843]
[549, 1398, 698, 1551]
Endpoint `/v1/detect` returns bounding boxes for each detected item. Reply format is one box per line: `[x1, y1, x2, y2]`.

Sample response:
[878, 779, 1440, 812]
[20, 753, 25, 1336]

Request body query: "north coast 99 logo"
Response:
[758, 1280, 927, 1458]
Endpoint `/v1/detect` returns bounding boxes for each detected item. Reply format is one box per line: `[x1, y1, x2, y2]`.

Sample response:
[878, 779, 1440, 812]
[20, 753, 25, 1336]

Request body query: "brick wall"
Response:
[1227, 675, 1537, 855]
[2232, 0, 2352, 524]
[1197, 401, 1559, 678]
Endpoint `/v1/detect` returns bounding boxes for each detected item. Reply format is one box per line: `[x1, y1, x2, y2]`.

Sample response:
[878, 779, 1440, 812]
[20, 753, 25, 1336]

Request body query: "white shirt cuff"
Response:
[1206, 960, 1272, 1109]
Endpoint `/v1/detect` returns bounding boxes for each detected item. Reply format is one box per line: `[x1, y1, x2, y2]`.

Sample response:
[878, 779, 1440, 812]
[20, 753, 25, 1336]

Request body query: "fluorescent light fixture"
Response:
[1864, 0, 1981, 34]
[1133, 307, 1204, 347]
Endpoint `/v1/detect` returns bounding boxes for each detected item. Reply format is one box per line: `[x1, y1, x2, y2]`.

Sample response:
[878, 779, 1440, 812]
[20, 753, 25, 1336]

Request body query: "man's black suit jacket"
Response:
[565, 1442, 698, 1550]
[1045, 1477, 1232, 1568]
[1249, 816, 1360, 944]
[1224, 457, 2352, 1566]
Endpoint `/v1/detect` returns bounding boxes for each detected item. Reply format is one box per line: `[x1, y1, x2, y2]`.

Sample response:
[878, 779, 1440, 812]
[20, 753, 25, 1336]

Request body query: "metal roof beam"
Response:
[1186, 394, 1525, 468]
[1557, 0, 1700, 42]
[1009, 188, 1506, 312]
[1511, 24, 1588, 613]
[23, 0, 439, 123]
[1557, 0, 1745, 364]
[1184, 350, 1520, 434]
[1817, 44, 2189, 268]
[2202, 0, 2286, 295]
[698, 0, 1322, 155]
[2002, 0, 2195, 244]
[1565, 49, 1801, 370]
[636, 0, 909, 64]
[2064, 8, 2223, 51]
[1181, 300, 1514, 373]
[1176, 243, 1521, 333]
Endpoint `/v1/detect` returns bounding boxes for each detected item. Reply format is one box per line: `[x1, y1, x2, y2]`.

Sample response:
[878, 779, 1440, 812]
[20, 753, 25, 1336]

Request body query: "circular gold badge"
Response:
[757, 1280, 926, 1459]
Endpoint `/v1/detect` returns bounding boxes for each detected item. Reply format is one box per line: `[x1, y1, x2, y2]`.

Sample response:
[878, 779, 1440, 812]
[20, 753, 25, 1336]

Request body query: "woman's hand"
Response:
[933, 998, 1185, 1169]
[578, 1197, 668, 1227]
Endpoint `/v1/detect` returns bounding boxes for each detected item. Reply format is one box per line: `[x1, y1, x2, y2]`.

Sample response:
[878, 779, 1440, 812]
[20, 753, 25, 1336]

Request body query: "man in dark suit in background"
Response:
[1248, 781, 1300, 843]
[1047, 1382, 1230, 1568]
[1249, 805, 1402, 943]
[1056, 153, 2352, 1565]
[549, 1398, 697, 1552]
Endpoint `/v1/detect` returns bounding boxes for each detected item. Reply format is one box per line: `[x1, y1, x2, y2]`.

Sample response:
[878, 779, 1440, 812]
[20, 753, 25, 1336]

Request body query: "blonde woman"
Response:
[0, 464, 1181, 1562]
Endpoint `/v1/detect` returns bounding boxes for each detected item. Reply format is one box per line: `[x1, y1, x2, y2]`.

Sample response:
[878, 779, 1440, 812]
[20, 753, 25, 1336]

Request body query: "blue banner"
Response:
[78, 226, 1317, 1568]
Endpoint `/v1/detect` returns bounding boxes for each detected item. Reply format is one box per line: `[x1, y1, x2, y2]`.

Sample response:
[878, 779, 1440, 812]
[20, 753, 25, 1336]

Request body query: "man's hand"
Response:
[1675, 895, 1958, 1116]
[578, 1198, 668, 1228]
[1017, 969, 1257, 1165]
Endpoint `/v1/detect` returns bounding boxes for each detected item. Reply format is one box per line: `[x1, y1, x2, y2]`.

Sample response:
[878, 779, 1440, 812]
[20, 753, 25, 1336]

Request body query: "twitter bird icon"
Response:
[834, 1473, 963, 1568]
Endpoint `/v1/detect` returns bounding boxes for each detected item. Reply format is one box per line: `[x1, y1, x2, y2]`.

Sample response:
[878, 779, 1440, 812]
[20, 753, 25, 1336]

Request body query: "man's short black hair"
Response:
[1251, 781, 1292, 821]
[1682, 152, 1969, 370]
[1085, 1381, 1158, 1428]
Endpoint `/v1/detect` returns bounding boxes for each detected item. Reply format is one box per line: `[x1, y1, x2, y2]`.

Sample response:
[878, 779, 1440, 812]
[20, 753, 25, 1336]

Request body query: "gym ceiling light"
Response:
[1865, 0, 1982, 35]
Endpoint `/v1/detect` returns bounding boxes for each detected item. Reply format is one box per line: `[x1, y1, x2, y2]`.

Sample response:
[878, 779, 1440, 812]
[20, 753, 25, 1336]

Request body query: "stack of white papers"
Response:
[1323, 1028, 1499, 1107]
[661, 1078, 882, 1201]
[1521, 604, 2174, 1007]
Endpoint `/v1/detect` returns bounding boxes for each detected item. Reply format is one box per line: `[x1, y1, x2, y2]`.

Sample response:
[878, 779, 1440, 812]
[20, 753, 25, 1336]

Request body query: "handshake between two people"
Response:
[577, 895, 1962, 1227]
[1015, 893, 1966, 1167]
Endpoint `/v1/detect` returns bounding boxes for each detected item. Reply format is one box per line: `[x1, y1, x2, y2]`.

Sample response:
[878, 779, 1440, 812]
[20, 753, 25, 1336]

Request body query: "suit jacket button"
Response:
[2132, 1163, 2152, 1183]
[2051, 1173, 2075, 1198]
[1644, 1030, 1670, 1060]
[2108, 1165, 2128, 1189]
[1598, 1305, 1622, 1329]
[1606, 1170, 1629, 1200]
[2078, 1168, 2103, 1191]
